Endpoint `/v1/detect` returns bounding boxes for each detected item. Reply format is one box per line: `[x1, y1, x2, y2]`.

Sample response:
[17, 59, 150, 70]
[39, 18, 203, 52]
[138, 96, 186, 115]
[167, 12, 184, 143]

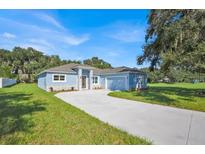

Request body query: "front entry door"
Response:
[82, 76, 87, 89]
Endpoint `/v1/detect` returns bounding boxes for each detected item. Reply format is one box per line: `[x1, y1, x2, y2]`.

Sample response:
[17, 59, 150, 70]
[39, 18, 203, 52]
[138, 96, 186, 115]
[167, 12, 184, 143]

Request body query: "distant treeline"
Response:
[0, 47, 112, 82]
[141, 67, 205, 83]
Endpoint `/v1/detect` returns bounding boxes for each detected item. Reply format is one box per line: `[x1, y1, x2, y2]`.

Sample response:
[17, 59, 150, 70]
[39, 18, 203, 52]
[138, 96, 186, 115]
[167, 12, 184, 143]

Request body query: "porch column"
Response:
[78, 68, 82, 91]
[89, 70, 93, 90]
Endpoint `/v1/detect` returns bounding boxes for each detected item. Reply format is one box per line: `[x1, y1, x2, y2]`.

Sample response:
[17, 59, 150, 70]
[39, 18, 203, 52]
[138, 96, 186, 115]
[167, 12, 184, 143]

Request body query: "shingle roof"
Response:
[39, 64, 145, 75]
[43, 63, 77, 73]
[93, 66, 144, 75]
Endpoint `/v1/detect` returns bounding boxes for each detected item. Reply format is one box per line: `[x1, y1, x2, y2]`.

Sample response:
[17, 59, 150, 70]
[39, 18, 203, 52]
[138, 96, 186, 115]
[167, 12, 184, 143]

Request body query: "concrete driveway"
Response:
[55, 90, 205, 145]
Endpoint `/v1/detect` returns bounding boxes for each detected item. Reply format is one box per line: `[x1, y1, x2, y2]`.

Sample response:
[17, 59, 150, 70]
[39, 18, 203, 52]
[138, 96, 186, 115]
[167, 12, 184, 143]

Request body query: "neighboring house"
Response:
[0, 78, 16, 88]
[37, 63, 147, 91]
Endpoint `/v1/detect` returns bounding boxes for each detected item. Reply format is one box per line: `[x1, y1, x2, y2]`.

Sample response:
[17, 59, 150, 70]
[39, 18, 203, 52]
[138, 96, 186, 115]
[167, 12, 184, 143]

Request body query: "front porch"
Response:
[77, 68, 93, 90]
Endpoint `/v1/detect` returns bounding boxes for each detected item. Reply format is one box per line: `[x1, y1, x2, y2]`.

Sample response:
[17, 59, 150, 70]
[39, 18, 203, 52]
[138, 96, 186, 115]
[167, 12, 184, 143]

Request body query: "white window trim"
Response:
[52, 74, 67, 82]
[93, 76, 99, 85]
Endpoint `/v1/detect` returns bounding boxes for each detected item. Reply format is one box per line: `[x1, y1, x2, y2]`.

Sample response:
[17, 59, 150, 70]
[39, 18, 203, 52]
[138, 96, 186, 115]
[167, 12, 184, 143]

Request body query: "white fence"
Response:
[0, 78, 16, 88]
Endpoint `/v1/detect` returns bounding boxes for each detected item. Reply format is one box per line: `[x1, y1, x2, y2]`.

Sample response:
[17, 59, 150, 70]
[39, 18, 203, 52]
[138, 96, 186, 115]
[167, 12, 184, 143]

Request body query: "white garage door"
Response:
[106, 76, 127, 91]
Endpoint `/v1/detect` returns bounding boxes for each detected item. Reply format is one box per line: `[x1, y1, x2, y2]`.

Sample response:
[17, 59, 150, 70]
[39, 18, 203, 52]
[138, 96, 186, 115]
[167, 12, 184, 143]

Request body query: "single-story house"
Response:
[37, 63, 147, 91]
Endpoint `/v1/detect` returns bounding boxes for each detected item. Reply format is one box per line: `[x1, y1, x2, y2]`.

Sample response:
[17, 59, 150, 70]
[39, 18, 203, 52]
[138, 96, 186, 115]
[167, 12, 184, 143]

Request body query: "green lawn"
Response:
[0, 83, 149, 144]
[109, 83, 205, 112]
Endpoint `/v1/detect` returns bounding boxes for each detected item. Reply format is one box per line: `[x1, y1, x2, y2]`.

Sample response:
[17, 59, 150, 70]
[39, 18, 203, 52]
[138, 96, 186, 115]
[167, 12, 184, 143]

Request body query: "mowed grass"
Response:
[0, 83, 149, 144]
[109, 83, 205, 112]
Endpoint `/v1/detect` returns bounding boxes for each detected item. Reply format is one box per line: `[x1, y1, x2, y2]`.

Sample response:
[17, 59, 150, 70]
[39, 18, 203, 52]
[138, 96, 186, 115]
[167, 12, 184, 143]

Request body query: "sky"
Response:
[0, 9, 149, 67]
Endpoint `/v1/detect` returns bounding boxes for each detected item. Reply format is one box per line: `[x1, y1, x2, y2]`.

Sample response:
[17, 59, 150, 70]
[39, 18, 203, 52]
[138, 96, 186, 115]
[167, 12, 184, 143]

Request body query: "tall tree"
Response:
[137, 9, 205, 73]
[83, 57, 112, 69]
[0, 47, 81, 82]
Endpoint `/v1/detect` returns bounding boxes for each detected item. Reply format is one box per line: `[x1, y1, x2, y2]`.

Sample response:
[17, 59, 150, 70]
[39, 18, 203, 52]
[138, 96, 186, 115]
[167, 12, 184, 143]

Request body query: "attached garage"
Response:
[105, 76, 128, 91]
[93, 66, 147, 91]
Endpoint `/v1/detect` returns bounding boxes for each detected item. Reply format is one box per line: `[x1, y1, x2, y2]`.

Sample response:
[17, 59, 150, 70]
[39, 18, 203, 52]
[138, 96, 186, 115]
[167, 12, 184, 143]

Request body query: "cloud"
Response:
[35, 13, 65, 30]
[104, 21, 145, 43]
[29, 38, 53, 47]
[108, 29, 144, 43]
[0, 16, 90, 47]
[64, 34, 90, 46]
[0, 16, 55, 33]
[24, 38, 58, 54]
[1, 32, 16, 39]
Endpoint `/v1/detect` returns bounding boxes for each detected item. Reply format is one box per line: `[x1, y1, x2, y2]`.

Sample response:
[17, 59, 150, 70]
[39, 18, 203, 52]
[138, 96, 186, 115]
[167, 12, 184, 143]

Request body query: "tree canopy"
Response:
[83, 57, 112, 69]
[0, 47, 81, 82]
[0, 47, 112, 82]
[137, 9, 205, 73]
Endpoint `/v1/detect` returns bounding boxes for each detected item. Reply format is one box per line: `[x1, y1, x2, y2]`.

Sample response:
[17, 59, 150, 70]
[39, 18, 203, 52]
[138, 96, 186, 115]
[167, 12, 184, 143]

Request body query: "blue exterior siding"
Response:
[129, 73, 137, 90]
[37, 72, 47, 90]
[129, 73, 147, 90]
[46, 72, 78, 91]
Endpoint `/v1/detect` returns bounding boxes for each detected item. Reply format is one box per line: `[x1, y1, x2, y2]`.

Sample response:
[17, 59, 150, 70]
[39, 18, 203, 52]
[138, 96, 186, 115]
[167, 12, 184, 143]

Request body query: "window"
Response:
[92, 76, 99, 84]
[54, 75, 59, 81]
[53, 74, 66, 82]
[60, 75, 65, 81]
